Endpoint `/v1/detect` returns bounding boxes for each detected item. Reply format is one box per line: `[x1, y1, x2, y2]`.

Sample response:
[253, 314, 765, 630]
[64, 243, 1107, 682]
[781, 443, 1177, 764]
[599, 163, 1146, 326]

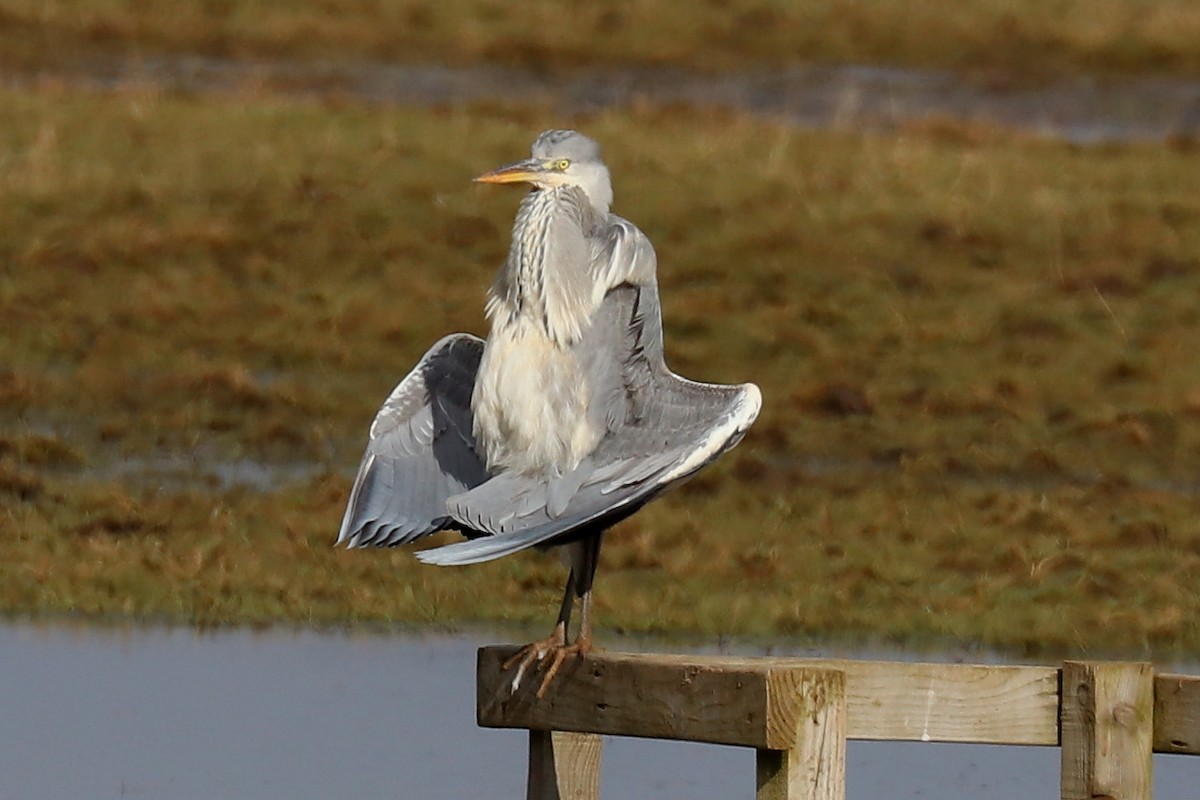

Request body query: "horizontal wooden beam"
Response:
[1154, 672, 1200, 755]
[478, 646, 844, 749]
[478, 647, 1059, 747]
[823, 656, 1060, 746]
[480, 648, 1200, 755]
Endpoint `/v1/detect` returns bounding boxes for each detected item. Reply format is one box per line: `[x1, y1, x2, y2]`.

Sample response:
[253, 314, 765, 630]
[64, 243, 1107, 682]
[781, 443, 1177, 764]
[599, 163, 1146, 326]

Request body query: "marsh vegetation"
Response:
[2, 4, 1199, 658]
[5, 0, 1200, 77]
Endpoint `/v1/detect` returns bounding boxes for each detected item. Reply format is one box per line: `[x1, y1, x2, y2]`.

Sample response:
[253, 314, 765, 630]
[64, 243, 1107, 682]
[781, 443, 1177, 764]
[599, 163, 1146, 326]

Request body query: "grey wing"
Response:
[588, 215, 658, 292]
[418, 284, 761, 566]
[337, 333, 490, 548]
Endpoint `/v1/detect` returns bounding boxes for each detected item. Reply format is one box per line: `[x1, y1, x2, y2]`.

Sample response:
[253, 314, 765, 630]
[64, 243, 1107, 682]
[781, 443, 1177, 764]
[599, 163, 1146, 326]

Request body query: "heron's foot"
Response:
[504, 634, 592, 699]
[534, 635, 592, 699]
[503, 629, 566, 695]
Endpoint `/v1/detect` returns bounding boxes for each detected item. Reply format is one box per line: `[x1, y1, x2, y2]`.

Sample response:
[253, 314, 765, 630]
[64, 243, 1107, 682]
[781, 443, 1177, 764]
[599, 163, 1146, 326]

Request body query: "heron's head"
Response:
[475, 129, 613, 216]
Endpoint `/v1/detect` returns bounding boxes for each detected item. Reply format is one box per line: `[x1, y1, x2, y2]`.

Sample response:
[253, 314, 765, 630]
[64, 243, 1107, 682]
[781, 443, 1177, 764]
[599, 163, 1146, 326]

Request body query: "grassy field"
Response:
[5, 0, 1200, 79]
[2, 80, 1199, 658]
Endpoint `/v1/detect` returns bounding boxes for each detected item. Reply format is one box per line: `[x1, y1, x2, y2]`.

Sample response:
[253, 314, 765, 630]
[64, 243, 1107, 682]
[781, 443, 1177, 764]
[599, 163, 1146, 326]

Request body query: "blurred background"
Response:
[1, 3, 1199, 797]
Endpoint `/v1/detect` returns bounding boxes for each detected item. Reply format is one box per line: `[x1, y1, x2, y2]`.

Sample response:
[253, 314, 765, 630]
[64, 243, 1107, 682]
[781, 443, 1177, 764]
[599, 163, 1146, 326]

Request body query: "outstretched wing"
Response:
[337, 334, 490, 548]
[418, 283, 761, 566]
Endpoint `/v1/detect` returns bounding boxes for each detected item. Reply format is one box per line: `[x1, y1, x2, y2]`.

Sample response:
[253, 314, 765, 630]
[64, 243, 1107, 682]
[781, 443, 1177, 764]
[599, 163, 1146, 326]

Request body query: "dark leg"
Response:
[569, 532, 601, 647]
[555, 568, 578, 636]
[502, 569, 576, 691]
[502, 532, 605, 698]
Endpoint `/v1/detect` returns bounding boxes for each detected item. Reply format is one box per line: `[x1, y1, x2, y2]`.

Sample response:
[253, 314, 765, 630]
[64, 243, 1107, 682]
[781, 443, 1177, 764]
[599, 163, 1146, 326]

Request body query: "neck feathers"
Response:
[486, 187, 602, 346]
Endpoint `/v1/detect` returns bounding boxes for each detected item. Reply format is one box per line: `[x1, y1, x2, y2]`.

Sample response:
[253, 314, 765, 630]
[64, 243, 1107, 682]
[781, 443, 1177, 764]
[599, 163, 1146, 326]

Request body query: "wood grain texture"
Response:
[480, 648, 1200, 755]
[1060, 661, 1153, 800]
[756, 670, 846, 800]
[527, 730, 602, 800]
[478, 649, 1200, 800]
[1153, 673, 1200, 755]
[478, 647, 1059, 746]
[833, 659, 1059, 745]
[478, 645, 842, 749]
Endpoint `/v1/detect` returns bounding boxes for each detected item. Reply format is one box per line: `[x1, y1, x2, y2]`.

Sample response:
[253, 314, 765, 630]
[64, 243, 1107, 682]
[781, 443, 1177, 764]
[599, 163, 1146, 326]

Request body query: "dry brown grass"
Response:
[3, 0, 1200, 77]
[2, 84, 1199, 657]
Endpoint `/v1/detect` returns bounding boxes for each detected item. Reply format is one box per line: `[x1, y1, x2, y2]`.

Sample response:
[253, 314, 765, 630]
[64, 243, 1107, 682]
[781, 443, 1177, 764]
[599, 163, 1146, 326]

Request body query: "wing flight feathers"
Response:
[421, 365, 761, 564]
[337, 334, 489, 548]
[339, 214, 761, 569]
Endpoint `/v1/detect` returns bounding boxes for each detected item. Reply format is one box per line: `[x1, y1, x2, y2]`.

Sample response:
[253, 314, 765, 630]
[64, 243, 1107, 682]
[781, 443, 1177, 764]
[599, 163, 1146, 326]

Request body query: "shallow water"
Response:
[1, 622, 1195, 799]
[97, 452, 326, 492]
[11, 55, 1200, 143]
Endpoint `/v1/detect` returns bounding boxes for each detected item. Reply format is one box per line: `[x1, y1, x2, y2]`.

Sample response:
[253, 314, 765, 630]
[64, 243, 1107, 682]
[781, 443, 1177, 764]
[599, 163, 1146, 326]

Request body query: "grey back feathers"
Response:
[338, 130, 761, 563]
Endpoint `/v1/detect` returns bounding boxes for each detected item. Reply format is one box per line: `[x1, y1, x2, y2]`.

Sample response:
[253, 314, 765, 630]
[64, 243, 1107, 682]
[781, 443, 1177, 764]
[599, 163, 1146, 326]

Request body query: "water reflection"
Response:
[0, 622, 1193, 799]
[96, 453, 325, 492]
[10, 56, 1200, 143]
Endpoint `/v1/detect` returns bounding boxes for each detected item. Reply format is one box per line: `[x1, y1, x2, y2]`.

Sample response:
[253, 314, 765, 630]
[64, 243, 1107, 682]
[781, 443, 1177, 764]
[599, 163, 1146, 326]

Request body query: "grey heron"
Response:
[337, 129, 761, 694]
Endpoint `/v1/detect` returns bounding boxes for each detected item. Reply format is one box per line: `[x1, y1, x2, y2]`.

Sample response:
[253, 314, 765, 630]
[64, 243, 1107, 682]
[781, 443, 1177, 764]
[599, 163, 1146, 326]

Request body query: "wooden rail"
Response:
[476, 646, 1200, 800]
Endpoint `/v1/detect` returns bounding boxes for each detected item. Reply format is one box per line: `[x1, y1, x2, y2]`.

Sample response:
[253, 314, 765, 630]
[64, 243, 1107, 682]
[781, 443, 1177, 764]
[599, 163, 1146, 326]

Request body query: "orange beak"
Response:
[473, 158, 546, 185]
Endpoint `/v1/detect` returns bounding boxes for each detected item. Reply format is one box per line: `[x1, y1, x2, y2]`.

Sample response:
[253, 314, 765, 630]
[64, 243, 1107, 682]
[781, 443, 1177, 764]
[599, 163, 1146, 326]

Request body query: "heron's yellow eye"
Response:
[555, 159, 570, 170]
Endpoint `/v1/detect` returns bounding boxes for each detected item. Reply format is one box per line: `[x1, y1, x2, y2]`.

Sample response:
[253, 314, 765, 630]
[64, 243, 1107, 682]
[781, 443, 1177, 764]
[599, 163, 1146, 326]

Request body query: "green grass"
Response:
[4, 0, 1200, 78]
[2, 84, 1200, 658]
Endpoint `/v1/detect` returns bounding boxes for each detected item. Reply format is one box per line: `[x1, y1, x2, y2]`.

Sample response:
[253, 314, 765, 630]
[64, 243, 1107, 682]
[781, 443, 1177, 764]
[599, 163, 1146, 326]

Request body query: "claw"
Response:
[534, 635, 592, 697]
[504, 568, 598, 699]
[536, 648, 568, 698]
[503, 626, 566, 695]
[510, 660, 527, 694]
[503, 633, 593, 698]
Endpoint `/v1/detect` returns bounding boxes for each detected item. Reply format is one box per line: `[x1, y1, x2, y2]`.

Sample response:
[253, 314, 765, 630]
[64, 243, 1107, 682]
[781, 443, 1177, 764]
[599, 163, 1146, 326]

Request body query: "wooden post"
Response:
[1060, 661, 1154, 800]
[527, 730, 602, 800]
[755, 669, 846, 800]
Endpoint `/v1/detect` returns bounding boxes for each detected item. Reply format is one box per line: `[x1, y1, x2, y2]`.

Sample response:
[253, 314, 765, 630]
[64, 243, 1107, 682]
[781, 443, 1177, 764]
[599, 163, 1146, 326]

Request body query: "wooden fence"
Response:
[476, 645, 1200, 800]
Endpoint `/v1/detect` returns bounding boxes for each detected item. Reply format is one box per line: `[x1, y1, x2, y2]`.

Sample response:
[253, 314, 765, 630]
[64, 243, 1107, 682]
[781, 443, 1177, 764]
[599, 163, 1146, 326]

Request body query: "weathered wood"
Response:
[477, 648, 1200, 800]
[527, 730, 602, 800]
[478, 647, 1059, 746]
[756, 670, 846, 800]
[832, 658, 1058, 745]
[477, 645, 842, 749]
[1154, 672, 1200, 755]
[1060, 661, 1154, 800]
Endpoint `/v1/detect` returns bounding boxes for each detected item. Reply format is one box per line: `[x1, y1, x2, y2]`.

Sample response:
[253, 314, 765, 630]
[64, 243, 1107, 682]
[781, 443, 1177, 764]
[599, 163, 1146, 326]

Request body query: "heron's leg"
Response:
[534, 587, 597, 697]
[576, 587, 594, 647]
[502, 569, 577, 693]
[534, 535, 602, 696]
[553, 568, 577, 638]
[572, 532, 602, 646]
[504, 534, 606, 698]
